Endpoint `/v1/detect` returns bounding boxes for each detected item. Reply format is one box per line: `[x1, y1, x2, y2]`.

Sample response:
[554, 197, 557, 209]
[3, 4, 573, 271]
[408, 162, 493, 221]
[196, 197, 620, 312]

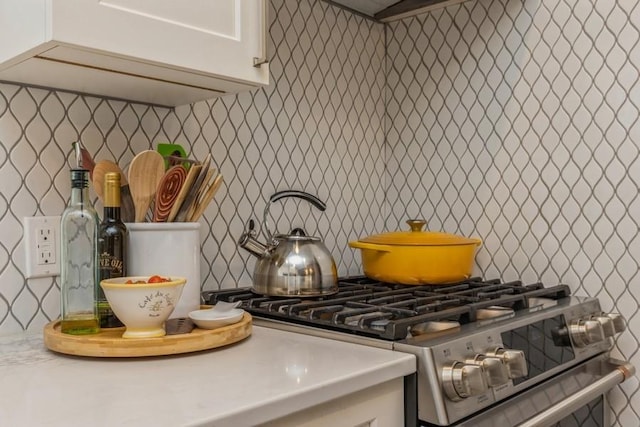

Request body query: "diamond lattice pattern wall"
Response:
[0, 0, 638, 423]
[385, 0, 640, 424]
[0, 0, 385, 336]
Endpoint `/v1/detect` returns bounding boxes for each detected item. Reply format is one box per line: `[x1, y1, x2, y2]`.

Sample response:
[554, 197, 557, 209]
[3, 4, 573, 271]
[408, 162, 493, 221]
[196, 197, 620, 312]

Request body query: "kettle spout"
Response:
[238, 219, 268, 258]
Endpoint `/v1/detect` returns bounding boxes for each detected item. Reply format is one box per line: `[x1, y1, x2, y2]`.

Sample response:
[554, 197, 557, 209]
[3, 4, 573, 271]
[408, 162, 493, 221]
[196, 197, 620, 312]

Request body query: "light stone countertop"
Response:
[0, 325, 415, 426]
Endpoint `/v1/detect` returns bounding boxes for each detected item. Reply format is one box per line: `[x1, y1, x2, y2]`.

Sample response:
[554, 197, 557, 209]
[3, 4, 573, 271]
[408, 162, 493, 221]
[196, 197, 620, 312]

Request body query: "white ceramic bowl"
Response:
[100, 276, 186, 338]
[188, 307, 244, 330]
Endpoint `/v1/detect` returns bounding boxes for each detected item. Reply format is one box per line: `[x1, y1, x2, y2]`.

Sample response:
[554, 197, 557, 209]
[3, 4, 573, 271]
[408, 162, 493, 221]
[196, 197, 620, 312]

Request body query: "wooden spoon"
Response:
[92, 160, 116, 201]
[92, 160, 135, 222]
[127, 150, 166, 222]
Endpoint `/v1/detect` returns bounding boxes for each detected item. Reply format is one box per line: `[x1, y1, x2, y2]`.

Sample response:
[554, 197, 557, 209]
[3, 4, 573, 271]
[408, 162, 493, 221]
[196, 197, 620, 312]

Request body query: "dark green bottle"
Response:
[97, 172, 128, 328]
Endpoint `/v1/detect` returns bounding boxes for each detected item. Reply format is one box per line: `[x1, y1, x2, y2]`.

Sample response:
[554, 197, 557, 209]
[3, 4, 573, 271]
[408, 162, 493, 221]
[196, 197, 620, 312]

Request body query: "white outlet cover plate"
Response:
[24, 216, 61, 278]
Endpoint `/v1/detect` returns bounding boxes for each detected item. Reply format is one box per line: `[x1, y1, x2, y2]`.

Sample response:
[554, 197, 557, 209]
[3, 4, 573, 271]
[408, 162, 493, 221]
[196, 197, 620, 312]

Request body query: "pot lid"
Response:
[274, 233, 320, 241]
[274, 227, 320, 241]
[359, 219, 481, 246]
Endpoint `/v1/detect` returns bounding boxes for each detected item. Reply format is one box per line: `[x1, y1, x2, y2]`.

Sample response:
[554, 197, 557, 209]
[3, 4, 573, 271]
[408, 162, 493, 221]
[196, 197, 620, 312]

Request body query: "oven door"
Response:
[453, 355, 634, 427]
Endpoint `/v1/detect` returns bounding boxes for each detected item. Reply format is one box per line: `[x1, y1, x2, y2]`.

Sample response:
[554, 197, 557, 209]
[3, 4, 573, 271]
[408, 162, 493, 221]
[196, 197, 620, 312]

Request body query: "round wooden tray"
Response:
[43, 312, 252, 358]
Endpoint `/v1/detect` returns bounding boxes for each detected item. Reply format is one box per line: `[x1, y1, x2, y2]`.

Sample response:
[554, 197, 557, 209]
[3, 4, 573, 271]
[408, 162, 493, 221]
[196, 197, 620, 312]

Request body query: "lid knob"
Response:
[406, 219, 426, 232]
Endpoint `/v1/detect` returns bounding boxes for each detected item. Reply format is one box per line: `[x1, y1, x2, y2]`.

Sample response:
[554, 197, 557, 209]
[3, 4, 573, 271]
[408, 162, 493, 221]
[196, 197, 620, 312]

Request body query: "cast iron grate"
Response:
[202, 276, 571, 340]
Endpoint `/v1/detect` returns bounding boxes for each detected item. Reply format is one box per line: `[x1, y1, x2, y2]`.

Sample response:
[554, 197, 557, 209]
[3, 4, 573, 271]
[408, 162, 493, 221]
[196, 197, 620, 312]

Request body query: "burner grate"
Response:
[202, 276, 571, 341]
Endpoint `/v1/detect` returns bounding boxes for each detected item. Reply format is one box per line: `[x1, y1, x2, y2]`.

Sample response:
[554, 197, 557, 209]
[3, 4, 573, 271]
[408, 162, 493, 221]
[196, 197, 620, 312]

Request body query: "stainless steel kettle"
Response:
[238, 190, 338, 297]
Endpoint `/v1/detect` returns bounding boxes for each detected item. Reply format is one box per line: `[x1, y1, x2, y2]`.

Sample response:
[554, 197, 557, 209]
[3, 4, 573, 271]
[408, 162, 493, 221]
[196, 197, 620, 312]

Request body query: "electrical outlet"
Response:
[24, 216, 61, 278]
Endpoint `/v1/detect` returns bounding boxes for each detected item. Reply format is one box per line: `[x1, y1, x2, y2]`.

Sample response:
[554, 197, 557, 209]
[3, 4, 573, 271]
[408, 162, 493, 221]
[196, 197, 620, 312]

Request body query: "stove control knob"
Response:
[570, 319, 605, 347]
[599, 313, 626, 335]
[466, 355, 509, 387]
[442, 362, 489, 401]
[485, 348, 528, 379]
[591, 315, 616, 337]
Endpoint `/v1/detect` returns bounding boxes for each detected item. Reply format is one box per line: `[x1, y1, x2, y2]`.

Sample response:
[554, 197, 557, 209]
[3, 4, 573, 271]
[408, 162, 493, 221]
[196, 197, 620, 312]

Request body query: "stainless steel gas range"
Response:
[202, 277, 634, 426]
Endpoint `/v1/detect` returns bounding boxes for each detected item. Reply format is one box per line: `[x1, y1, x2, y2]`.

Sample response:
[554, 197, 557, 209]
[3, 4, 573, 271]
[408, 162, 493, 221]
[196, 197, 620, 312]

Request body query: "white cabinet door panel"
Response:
[51, 0, 266, 83]
[0, 0, 269, 106]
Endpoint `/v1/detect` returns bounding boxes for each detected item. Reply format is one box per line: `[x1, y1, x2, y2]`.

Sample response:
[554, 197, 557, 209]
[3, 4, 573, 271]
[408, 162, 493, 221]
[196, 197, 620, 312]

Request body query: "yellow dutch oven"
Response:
[349, 219, 482, 285]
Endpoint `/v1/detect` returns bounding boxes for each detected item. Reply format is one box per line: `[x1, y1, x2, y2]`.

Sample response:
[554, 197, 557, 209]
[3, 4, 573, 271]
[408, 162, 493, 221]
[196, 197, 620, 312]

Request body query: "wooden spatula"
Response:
[174, 153, 211, 222]
[127, 150, 166, 222]
[153, 165, 187, 222]
[167, 164, 202, 222]
[189, 174, 224, 222]
[93, 160, 116, 201]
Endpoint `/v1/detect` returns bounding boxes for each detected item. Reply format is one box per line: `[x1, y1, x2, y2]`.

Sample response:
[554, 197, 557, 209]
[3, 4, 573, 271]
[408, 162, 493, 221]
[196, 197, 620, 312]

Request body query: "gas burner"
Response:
[528, 297, 558, 310]
[203, 276, 572, 341]
[409, 320, 460, 338]
[476, 306, 515, 321]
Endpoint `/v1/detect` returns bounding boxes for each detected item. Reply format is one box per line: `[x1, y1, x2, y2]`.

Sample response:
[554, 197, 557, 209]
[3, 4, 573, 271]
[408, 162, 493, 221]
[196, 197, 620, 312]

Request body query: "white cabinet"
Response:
[259, 378, 406, 427]
[0, 0, 269, 107]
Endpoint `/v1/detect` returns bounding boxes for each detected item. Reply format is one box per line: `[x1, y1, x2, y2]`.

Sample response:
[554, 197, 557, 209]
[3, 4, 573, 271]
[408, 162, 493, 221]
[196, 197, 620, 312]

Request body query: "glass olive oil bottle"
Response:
[60, 169, 100, 335]
[97, 172, 128, 328]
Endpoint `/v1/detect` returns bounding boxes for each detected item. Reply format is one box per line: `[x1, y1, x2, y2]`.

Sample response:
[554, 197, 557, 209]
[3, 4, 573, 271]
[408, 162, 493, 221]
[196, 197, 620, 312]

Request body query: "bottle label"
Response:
[99, 252, 124, 276]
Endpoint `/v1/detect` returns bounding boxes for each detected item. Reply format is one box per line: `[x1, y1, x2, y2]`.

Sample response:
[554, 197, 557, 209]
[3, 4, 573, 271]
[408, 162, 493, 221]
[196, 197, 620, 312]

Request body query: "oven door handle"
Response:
[518, 358, 635, 427]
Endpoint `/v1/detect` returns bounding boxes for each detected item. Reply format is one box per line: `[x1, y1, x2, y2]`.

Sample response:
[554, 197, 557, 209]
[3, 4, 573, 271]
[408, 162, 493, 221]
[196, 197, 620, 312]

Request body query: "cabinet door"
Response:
[260, 378, 406, 427]
[50, 0, 268, 85]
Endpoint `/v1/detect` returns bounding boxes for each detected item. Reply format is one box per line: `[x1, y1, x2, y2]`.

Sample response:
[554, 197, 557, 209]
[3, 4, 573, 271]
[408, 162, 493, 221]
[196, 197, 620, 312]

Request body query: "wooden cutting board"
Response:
[43, 312, 252, 357]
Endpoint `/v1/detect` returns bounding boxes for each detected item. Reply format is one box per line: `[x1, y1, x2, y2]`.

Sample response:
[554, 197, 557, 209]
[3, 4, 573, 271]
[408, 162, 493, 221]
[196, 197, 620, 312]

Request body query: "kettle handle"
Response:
[264, 190, 327, 240]
[268, 190, 326, 211]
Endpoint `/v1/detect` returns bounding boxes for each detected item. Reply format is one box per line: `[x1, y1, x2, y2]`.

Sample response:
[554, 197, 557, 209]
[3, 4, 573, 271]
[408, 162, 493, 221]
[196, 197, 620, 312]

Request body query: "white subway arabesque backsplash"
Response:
[0, 0, 638, 423]
[384, 0, 640, 423]
[0, 0, 385, 336]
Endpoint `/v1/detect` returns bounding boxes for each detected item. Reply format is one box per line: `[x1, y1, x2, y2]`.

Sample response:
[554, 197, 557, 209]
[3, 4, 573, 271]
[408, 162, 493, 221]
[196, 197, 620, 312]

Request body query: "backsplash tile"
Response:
[0, 0, 385, 335]
[385, 0, 640, 423]
[0, 0, 638, 422]
[0, 89, 178, 332]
